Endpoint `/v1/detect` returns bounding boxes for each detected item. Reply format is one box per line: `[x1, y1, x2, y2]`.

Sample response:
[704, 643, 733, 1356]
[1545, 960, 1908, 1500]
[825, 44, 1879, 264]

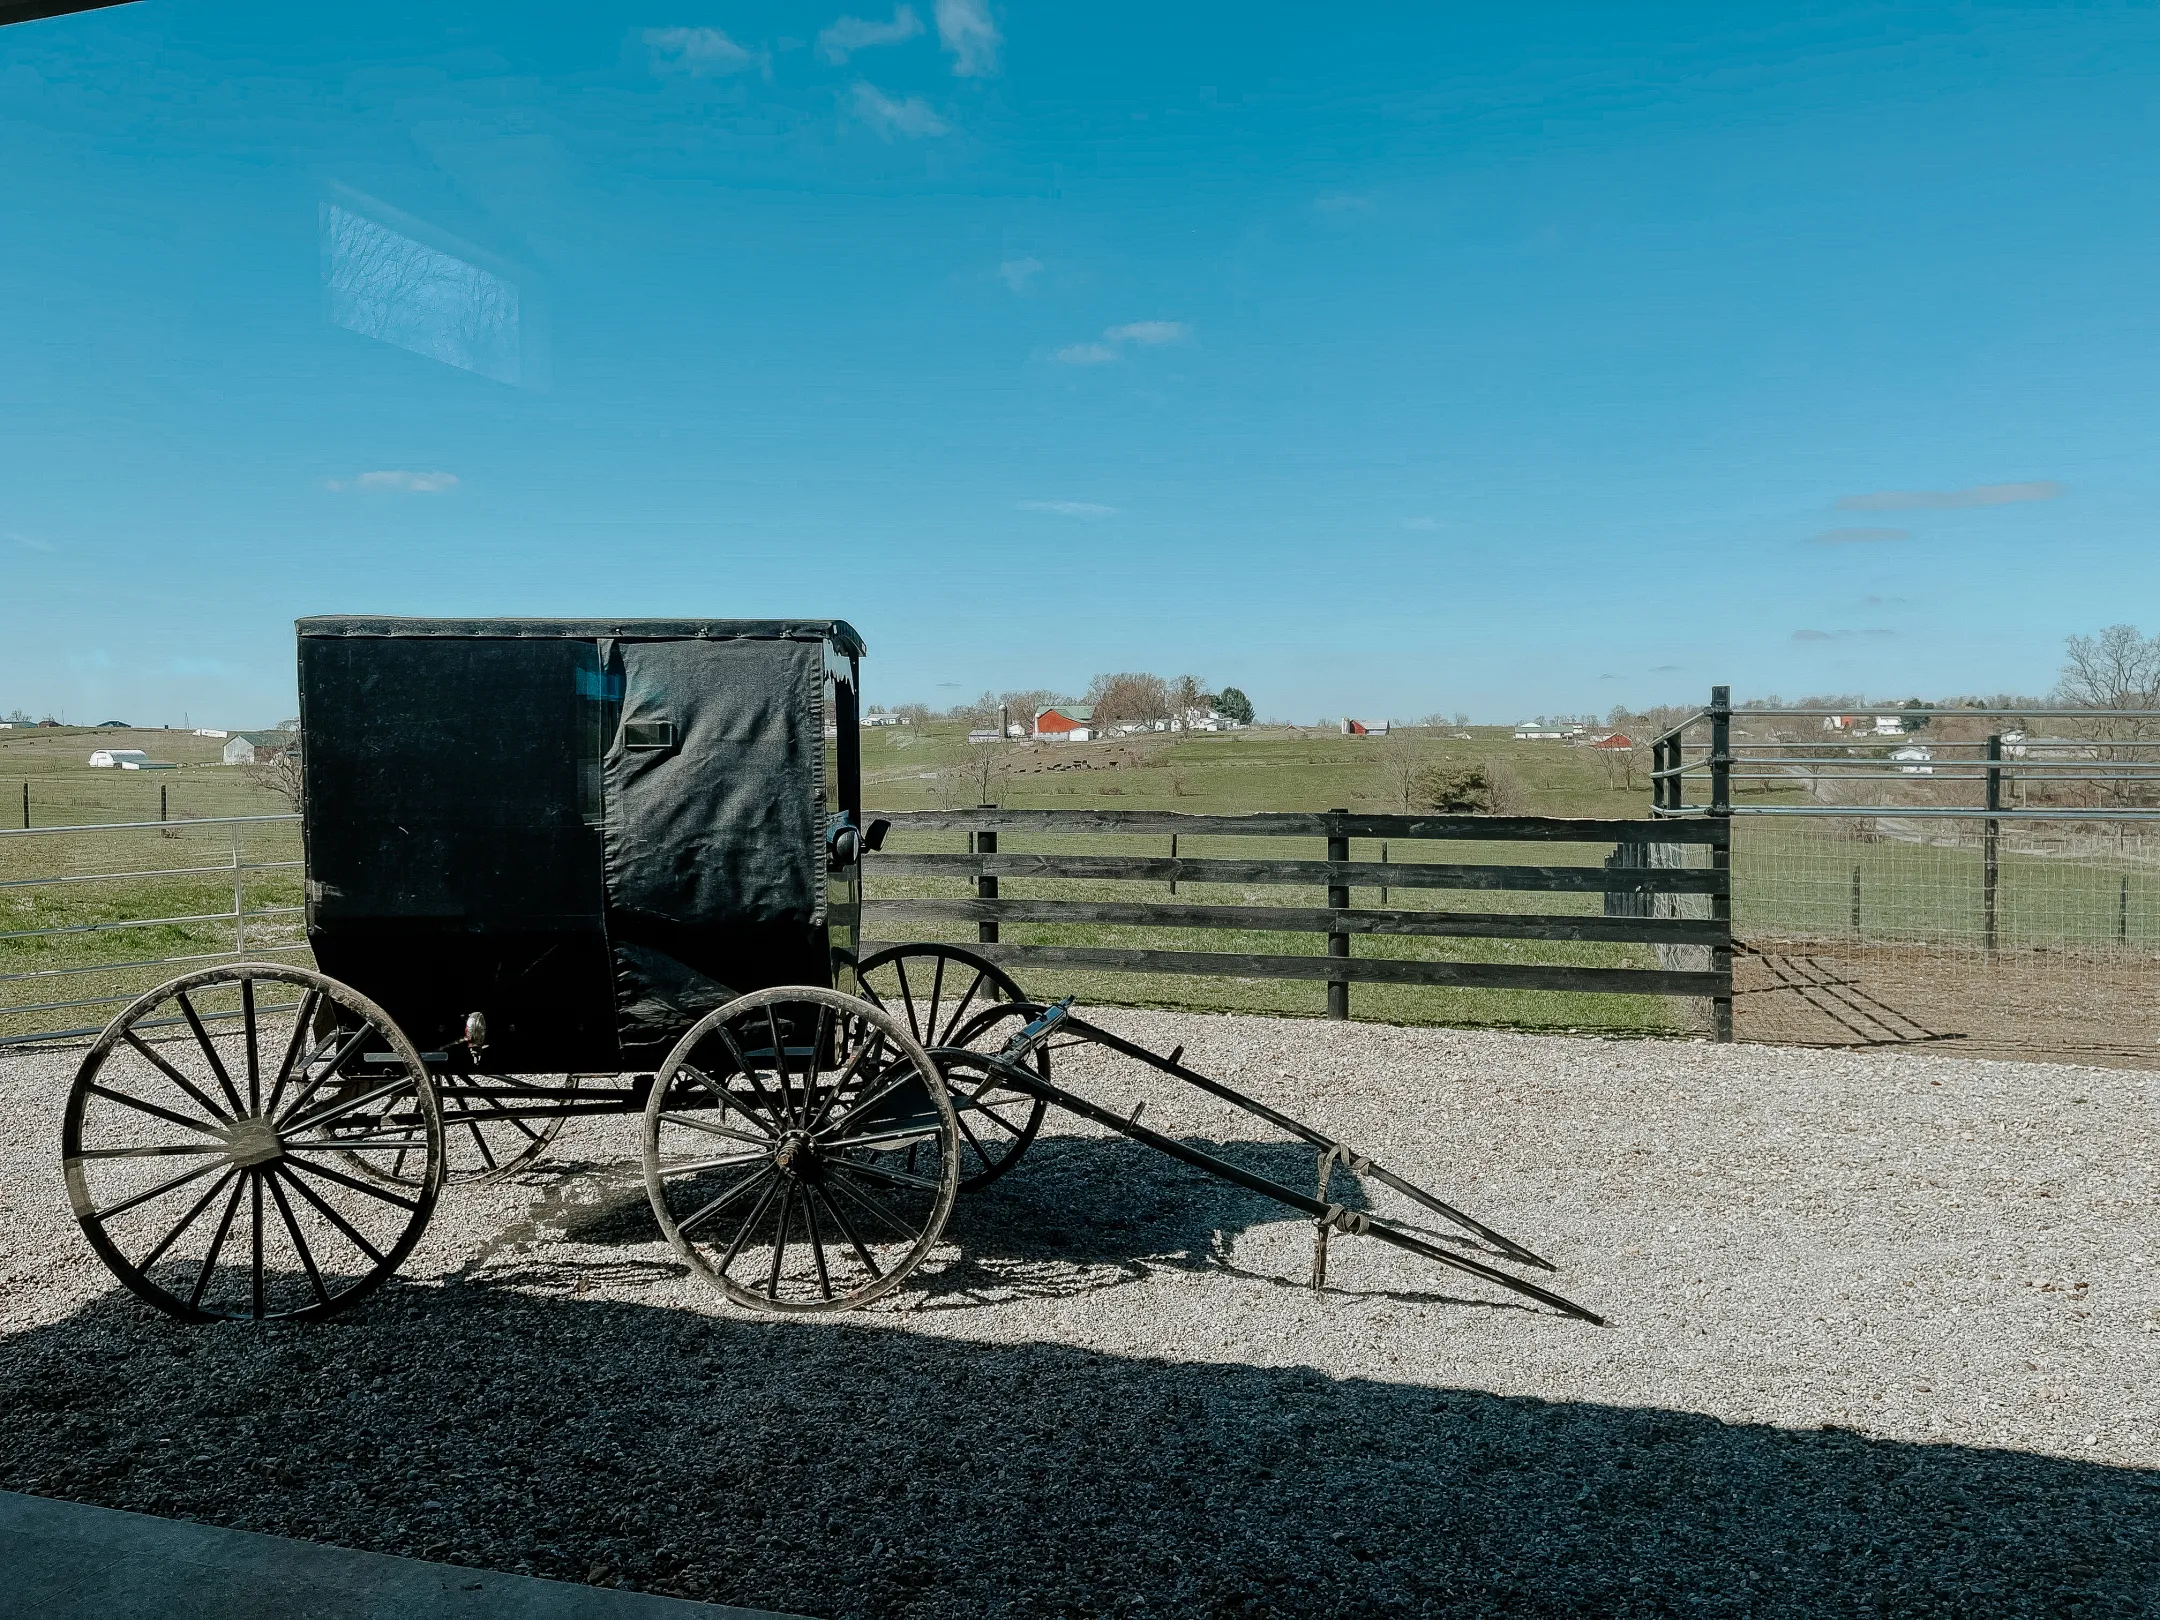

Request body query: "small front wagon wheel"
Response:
[642, 987, 959, 1313]
[62, 963, 442, 1322]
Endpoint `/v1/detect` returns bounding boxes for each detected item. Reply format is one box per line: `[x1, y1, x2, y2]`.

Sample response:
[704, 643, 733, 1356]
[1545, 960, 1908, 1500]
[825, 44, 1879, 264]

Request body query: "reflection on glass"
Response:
[319, 200, 524, 386]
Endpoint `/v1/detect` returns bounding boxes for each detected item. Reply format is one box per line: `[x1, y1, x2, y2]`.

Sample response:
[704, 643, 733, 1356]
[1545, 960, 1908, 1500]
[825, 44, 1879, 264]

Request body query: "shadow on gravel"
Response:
[534, 1135, 1429, 1306]
[1, 1285, 2152, 1620]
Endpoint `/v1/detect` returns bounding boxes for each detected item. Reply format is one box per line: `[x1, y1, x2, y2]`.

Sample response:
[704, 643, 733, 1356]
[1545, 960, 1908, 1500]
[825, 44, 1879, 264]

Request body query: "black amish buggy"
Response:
[60, 617, 1598, 1324]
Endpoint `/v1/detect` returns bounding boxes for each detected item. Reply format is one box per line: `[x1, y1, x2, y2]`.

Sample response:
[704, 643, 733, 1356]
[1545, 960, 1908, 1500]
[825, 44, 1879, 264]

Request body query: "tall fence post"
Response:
[1707, 687, 1733, 1041]
[19, 782, 26, 830]
[975, 809, 998, 945]
[1326, 809, 1350, 1021]
[1982, 734, 2002, 960]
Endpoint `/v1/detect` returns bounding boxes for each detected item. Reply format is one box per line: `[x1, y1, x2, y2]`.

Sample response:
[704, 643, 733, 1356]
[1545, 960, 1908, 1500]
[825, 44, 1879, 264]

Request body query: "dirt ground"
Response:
[1735, 940, 2160, 1070]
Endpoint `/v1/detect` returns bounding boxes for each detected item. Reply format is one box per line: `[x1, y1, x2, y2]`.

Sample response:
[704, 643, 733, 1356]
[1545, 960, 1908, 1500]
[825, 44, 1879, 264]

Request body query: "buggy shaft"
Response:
[1042, 1011, 1554, 1273]
[978, 1051, 1604, 1325]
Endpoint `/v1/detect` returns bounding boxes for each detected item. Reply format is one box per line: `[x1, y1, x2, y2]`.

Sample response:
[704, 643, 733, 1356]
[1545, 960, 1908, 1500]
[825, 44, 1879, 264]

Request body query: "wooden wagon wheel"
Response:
[642, 986, 958, 1313]
[854, 943, 1049, 1190]
[61, 963, 442, 1323]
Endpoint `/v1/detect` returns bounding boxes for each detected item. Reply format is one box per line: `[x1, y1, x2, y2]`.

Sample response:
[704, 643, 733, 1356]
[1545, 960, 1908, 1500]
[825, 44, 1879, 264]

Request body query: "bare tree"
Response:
[2055, 624, 2160, 806]
[1087, 672, 1171, 731]
[247, 723, 304, 812]
[1383, 738, 1427, 811]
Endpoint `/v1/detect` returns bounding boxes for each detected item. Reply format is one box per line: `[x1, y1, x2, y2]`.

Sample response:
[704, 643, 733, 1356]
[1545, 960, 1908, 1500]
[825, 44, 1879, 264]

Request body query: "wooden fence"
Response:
[859, 809, 1734, 1038]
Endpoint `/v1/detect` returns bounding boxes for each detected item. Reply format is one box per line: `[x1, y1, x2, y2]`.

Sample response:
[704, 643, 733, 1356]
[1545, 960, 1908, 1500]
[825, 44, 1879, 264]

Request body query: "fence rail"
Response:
[862, 807, 1733, 1035]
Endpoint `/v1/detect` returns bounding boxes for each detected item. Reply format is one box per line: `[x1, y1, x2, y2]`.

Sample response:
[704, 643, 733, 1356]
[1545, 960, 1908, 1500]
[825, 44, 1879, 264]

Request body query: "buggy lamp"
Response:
[997, 997, 1076, 1064]
[826, 816, 890, 869]
[463, 1011, 488, 1056]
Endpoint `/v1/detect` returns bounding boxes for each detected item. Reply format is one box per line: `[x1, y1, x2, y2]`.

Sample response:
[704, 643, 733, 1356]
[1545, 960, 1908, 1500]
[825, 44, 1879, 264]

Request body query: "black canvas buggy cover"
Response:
[296, 617, 864, 1071]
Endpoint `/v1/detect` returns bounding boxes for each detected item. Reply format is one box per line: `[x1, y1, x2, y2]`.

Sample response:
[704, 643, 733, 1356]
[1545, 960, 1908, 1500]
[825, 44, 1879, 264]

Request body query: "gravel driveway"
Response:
[1, 1012, 2154, 1618]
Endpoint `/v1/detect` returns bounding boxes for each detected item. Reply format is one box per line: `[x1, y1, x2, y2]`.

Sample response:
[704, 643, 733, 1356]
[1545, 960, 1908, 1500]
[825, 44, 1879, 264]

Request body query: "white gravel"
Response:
[2, 1013, 2154, 1617]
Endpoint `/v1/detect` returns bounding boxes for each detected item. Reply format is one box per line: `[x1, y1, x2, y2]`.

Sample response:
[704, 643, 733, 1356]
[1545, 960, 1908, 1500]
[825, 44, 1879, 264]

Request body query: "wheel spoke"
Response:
[655, 1148, 773, 1179]
[242, 979, 261, 1115]
[676, 1165, 775, 1237]
[950, 1106, 995, 1171]
[937, 969, 987, 1047]
[249, 1171, 266, 1320]
[892, 958, 926, 1043]
[808, 1183, 881, 1277]
[187, 1174, 246, 1308]
[657, 1110, 772, 1147]
[261, 988, 321, 1118]
[273, 1164, 386, 1266]
[822, 1164, 921, 1239]
[817, 1063, 926, 1142]
[274, 1020, 378, 1127]
[830, 1154, 941, 1193]
[764, 1006, 799, 1128]
[285, 1131, 430, 1153]
[465, 1118, 500, 1171]
[84, 1079, 226, 1139]
[803, 1027, 884, 1135]
[120, 1032, 234, 1126]
[711, 1175, 783, 1277]
[283, 1152, 421, 1212]
[818, 1125, 942, 1153]
[283, 1074, 411, 1137]
[73, 1142, 227, 1161]
[263, 1169, 328, 1305]
[175, 990, 249, 1119]
[924, 952, 947, 1049]
[764, 1182, 796, 1297]
[135, 1167, 237, 1270]
[91, 1155, 226, 1223]
[800, 1183, 833, 1300]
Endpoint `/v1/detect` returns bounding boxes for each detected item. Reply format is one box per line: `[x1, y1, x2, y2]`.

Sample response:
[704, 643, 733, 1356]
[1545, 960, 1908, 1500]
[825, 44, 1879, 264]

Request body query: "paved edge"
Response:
[0, 1490, 809, 1620]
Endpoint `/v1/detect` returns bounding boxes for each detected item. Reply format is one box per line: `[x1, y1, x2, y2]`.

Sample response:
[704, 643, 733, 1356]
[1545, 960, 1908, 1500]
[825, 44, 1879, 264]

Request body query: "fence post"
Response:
[159, 783, 167, 823]
[231, 828, 245, 955]
[1707, 687, 1733, 1041]
[19, 782, 26, 830]
[1326, 809, 1350, 1021]
[975, 809, 998, 945]
[1169, 832, 1177, 896]
[1982, 734, 2001, 960]
[2120, 876, 2130, 945]
[1851, 866, 1862, 934]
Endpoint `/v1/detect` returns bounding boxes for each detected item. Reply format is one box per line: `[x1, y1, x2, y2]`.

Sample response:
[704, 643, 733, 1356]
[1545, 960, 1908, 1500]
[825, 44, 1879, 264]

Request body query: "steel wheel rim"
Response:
[61, 963, 442, 1323]
[642, 986, 959, 1313]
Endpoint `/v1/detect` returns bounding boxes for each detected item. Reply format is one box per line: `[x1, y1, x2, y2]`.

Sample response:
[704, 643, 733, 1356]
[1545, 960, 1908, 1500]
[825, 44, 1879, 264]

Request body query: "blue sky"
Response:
[4, 1, 2159, 726]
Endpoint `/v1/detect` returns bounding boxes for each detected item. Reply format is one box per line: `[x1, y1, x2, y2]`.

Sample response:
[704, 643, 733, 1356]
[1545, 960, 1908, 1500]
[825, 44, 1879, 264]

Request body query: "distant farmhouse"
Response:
[1513, 719, 1584, 741]
[1340, 718, 1389, 736]
[88, 749, 149, 768]
[1590, 732, 1635, 751]
[1034, 704, 1096, 742]
[223, 730, 297, 766]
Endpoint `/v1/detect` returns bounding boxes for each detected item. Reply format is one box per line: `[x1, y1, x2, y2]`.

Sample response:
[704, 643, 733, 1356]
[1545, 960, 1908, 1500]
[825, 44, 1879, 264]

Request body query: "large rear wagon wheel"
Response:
[855, 944, 1049, 1191]
[642, 986, 958, 1313]
[61, 964, 441, 1323]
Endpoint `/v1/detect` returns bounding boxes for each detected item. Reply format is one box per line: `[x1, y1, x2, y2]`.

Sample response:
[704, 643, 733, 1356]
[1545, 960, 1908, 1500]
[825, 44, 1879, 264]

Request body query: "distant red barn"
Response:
[1590, 733, 1635, 750]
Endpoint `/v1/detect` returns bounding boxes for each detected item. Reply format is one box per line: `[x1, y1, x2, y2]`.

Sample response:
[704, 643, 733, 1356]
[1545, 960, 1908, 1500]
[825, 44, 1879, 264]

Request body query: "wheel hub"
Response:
[773, 1130, 815, 1178]
[222, 1115, 284, 1168]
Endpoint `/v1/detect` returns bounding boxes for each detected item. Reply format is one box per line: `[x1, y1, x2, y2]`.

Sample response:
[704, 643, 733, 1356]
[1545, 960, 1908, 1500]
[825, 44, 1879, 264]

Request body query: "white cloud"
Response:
[852, 81, 948, 138]
[998, 255, 1043, 292]
[1837, 480, 2065, 511]
[1055, 342, 1119, 365]
[325, 470, 461, 494]
[817, 6, 923, 63]
[1017, 500, 1118, 518]
[1401, 517, 1440, 532]
[1809, 527, 1911, 545]
[1104, 320, 1188, 345]
[8, 530, 55, 551]
[642, 26, 761, 76]
[935, 0, 999, 75]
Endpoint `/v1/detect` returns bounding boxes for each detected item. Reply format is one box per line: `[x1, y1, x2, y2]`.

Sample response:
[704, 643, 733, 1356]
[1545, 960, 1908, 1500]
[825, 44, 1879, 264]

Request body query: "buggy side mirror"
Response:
[863, 818, 890, 853]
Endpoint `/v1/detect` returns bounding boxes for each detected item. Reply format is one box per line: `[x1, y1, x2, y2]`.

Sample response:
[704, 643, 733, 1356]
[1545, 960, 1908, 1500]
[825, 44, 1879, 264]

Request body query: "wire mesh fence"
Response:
[1654, 693, 2160, 1067]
